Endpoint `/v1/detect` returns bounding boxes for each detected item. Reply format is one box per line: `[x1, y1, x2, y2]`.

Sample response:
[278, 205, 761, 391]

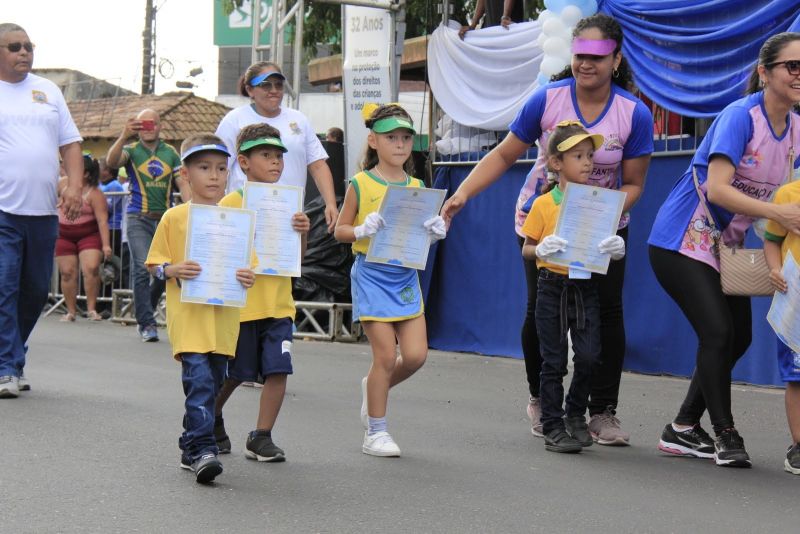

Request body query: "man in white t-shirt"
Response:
[0, 23, 84, 399]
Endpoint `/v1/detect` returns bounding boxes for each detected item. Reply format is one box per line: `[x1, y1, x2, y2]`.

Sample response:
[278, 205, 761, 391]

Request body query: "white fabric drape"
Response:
[428, 19, 544, 131]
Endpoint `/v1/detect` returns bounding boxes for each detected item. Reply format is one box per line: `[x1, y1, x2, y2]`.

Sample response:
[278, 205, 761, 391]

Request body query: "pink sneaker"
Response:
[526, 397, 543, 437]
[588, 408, 630, 446]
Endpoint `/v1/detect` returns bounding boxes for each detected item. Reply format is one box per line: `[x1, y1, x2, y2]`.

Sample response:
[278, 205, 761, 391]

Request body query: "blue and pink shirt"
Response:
[648, 91, 800, 271]
[509, 78, 653, 235]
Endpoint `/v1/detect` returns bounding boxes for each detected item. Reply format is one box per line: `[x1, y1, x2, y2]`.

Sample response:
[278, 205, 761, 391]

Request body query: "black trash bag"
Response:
[292, 194, 353, 304]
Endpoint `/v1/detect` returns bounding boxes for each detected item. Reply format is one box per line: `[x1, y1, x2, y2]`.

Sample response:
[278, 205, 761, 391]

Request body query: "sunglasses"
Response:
[255, 80, 284, 91]
[0, 41, 35, 53]
[767, 60, 800, 76]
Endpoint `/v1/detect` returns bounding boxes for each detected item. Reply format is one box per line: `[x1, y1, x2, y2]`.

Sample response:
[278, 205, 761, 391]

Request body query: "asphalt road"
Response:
[1, 316, 797, 533]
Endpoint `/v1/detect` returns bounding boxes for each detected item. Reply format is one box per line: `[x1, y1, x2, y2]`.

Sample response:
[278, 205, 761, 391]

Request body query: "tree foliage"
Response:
[219, 1, 473, 60]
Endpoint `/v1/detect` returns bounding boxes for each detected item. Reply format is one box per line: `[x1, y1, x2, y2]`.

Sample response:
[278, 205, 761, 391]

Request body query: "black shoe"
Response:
[785, 443, 800, 475]
[544, 428, 583, 453]
[192, 453, 223, 483]
[245, 430, 286, 462]
[564, 416, 593, 447]
[714, 428, 752, 467]
[214, 416, 231, 454]
[658, 424, 715, 459]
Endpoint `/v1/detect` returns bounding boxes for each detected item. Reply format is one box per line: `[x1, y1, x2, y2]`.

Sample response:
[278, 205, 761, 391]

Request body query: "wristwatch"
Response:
[501, 15, 511, 21]
[155, 262, 170, 281]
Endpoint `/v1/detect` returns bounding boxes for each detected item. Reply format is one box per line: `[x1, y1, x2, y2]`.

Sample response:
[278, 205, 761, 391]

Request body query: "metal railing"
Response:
[44, 189, 363, 342]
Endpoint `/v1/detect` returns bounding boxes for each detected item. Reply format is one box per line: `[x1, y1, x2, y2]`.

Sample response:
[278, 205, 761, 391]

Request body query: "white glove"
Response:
[423, 215, 447, 242]
[598, 235, 626, 260]
[535, 235, 568, 259]
[353, 212, 385, 240]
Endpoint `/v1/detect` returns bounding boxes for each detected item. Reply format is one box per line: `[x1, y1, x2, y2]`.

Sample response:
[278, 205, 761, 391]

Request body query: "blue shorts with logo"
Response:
[777, 338, 800, 382]
[227, 317, 294, 382]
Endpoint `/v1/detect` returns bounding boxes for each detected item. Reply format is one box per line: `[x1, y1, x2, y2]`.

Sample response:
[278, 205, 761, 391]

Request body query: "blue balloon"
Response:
[580, 0, 598, 17]
[537, 72, 550, 86]
[544, 0, 570, 15]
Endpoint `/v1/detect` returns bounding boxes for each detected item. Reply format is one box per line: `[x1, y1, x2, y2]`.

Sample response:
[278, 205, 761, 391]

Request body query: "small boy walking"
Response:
[146, 134, 255, 483]
[214, 124, 310, 462]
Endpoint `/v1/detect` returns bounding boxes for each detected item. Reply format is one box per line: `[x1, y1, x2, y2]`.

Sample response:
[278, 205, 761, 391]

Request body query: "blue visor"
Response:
[180, 143, 231, 162]
[249, 70, 286, 86]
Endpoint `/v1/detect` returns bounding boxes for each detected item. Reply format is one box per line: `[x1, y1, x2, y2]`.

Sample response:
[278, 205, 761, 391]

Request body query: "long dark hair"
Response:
[551, 13, 633, 91]
[541, 122, 592, 194]
[746, 32, 800, 94]
[238, 61, 282, 97]
[361, 104, 416, 176]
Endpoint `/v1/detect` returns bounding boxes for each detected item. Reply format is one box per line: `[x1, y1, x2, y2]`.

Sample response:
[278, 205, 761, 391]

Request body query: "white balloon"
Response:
[536, 32, 547, 48]
[542, 36, 569, 56]
[542, 18, 565, 37]
[559, 50, 574, 65]
[560, 5, 583, 26]
[540, 55, 568, 76]
[538, 9, 556, 24]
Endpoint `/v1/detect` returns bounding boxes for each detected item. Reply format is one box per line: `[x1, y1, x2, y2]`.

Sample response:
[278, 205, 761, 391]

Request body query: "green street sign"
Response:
[214, 0, 279, 47]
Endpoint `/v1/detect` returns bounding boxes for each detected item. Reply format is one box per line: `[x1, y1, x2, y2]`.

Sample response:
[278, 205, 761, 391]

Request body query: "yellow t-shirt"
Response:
[219, 189, 296, 322]
[765, 180, 800, 265]
[520, 187, 567, 275]
[350, 170, 425, 255]
[145, 202, 241, 359]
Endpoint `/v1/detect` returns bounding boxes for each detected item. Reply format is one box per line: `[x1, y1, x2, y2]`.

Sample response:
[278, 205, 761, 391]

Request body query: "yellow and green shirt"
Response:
[521, 187, 567, 275]
[122, 140, 181, 214]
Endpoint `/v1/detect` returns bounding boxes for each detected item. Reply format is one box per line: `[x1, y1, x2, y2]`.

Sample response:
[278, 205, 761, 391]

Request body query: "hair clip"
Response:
[556, 120, 583, 127]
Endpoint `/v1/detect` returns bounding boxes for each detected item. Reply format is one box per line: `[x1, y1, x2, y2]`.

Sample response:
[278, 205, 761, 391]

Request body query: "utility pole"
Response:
[142, 0, 156, 94]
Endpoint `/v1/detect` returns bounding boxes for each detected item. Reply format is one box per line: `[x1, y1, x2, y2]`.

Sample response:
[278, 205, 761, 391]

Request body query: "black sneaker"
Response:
[564, 416, 593, 447]
[544, 428, 583, 453]
[245, 430, 286, 462]
[214, 416, 231, 454]
[658, 424, 715, 459]
[714, 428, 752, 467]
[192, 453, 223, 483]
[785, 443, 800, 475]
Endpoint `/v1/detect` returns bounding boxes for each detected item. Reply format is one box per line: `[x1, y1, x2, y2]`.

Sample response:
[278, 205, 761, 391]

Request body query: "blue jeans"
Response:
[179, 353, 228, 461]
[535, 269, 601, 434]
[126, 214, 165, 328]
[0, 211, 58, 377]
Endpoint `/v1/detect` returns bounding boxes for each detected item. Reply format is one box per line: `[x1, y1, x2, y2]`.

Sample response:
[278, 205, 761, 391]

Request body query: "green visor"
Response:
[238, 137, 288, 154]
[371, 116, 416, 134]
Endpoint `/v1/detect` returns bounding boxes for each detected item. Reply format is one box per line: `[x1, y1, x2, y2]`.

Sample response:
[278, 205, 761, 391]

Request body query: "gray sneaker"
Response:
[565, 415, 593, 447]
[588, 407, 631, 446]
[138, 324, 159, 342]
[526, 396, 543, 437]
[17, 373, 30, 392]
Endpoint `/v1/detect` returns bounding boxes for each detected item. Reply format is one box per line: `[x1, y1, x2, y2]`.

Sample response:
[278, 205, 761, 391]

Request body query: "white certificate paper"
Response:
[243, 182, 304, 278]
[549, 183, 627, 275]
[768, 251, 800, 353]
[366, 186, 446, 270]
[181, 204, 256, 308]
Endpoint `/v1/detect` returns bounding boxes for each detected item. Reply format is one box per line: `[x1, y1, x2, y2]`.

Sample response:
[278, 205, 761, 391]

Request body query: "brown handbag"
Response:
[692, 169, 773, 296]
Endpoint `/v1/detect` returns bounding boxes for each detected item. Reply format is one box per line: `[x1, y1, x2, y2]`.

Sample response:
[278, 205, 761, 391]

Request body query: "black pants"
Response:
[648, 245, 752, 435]
[519, 226, 627, 416]
[536, 269, 600, 434]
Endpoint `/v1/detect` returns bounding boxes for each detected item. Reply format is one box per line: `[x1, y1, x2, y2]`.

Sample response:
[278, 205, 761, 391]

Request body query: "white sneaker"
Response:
[360, 377, 368, 429]
[362, 431, 401, 457]
[18, 373, 30, 392]
[0, 375, 20, 399]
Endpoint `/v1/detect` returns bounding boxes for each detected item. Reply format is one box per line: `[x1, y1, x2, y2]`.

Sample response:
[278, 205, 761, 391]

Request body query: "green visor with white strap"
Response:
[238, 137, 288, 154]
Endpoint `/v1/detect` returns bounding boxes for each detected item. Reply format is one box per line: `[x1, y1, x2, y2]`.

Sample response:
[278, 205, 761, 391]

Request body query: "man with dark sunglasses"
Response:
[0, 23, 84, 398]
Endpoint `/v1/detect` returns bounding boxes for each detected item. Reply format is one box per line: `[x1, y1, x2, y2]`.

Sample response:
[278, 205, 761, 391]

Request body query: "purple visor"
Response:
[571, 38, 617, 56]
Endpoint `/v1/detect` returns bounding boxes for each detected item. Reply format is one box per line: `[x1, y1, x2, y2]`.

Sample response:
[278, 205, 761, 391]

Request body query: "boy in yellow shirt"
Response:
[764, 178, 800, 476]
[145, 133, 255, 483]
[214, 124, 310, 462]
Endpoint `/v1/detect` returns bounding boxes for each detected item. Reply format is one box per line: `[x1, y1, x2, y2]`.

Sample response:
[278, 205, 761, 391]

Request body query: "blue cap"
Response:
[249, 70, 286, 86]
[180, 143, 231, 162]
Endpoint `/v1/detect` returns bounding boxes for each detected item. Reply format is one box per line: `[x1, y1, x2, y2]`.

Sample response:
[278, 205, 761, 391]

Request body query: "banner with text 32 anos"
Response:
[342, 5, 393, 180]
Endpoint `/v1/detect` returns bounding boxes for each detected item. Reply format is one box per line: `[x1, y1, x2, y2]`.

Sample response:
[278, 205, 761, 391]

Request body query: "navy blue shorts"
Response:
[227, 317, 294, 381]
[777, 338, 800, 382]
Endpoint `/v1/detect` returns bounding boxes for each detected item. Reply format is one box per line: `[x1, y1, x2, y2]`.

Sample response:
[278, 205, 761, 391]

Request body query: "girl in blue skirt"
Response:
[335, 103, 446, 457]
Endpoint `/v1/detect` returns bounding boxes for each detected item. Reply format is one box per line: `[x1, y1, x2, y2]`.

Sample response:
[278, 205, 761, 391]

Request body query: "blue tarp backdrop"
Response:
[597, 0, 800, 116]
[426, 156, 783, 387]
